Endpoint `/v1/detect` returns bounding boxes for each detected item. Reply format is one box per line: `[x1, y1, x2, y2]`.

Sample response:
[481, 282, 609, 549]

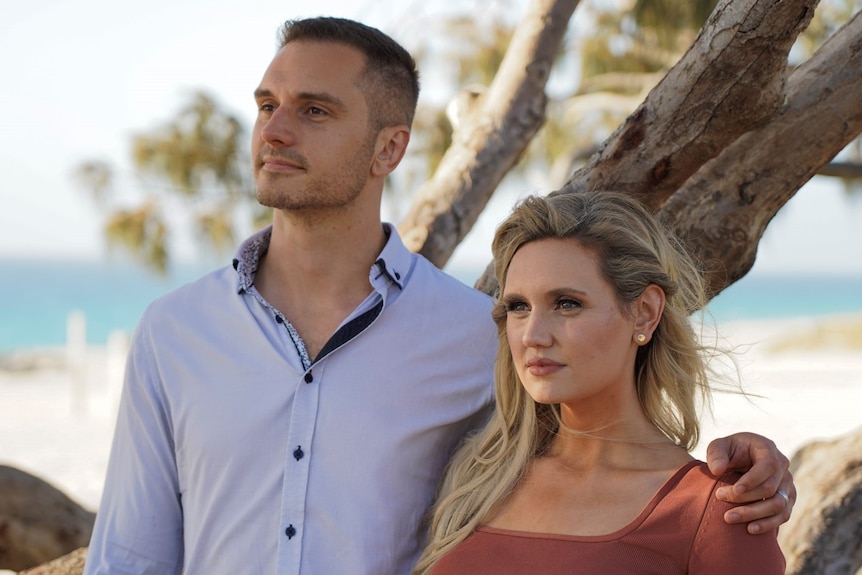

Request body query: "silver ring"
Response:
[776, 489, 789, 506]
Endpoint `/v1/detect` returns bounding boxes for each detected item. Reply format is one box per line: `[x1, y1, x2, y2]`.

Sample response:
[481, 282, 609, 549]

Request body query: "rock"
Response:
[0, 466, 94, 572]
[779, 426, 862, 574]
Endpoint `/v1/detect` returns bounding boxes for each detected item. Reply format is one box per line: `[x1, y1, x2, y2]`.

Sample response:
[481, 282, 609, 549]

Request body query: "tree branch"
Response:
[397, 0, 580, 268]
[817, 161, 862, 180]
[558, 0, 819, 210]
[661, 9, 862, 297]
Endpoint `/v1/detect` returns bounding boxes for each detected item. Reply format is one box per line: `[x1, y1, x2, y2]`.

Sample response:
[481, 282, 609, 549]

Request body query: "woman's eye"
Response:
[557, 298, 581, 310]
[505, 300, 528, 313]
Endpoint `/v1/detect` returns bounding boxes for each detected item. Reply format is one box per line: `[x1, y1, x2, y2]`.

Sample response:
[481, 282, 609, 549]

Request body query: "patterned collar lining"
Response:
[231, 224, 405, 293]
[232, 226, 272, 293]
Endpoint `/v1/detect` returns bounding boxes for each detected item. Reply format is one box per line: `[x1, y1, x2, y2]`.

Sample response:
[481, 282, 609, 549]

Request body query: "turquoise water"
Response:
[2, 258, 861, 352]
[704, 274, 862, 322]
[0, 259, 212, 352]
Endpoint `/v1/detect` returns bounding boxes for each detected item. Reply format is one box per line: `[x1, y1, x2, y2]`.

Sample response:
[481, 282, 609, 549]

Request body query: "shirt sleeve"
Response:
[84, 314, 184, 574]
[687, 472, 786, 574]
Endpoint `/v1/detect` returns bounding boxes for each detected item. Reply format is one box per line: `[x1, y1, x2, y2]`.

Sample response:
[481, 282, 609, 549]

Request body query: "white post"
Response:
[67, 309, 88, 417]
[106, 329, 129, 414]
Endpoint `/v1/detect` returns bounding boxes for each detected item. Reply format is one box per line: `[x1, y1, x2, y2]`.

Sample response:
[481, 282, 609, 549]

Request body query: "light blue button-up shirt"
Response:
[84, 224, 496, 574]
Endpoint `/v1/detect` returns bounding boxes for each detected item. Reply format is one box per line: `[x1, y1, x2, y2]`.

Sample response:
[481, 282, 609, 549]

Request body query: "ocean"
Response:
[2, 258, 861, 353]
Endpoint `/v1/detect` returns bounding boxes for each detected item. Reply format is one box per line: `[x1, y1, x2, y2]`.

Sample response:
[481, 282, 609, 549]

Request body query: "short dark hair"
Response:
[278, 17, 420, 129]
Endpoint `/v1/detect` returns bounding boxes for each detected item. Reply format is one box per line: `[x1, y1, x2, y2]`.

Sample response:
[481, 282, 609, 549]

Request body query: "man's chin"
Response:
[255, 186, 295, 209]
[255, 194, 309, 212]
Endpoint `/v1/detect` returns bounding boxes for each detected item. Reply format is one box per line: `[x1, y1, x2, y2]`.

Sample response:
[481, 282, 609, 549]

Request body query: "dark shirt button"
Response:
[285, 524, 296, 539]
[275, 315, 284, 324]
[232, 259, 239, 270]
[394, 271, 401, 280]
[293, 446, 304, 461]
[304, 372, 313, 383]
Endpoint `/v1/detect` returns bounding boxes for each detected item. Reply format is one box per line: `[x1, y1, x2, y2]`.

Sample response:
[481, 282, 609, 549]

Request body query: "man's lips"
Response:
[260, 157, 305, 172]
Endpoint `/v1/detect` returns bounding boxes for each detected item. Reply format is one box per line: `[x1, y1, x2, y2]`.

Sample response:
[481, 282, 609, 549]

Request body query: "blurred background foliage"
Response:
[74, 0, 861, 274]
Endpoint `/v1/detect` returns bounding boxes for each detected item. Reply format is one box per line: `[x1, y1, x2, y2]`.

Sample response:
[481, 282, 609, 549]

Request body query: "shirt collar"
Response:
[232, 226, 271, 294]
[231, 223, 411, 294]
[371, 224, 410, 291]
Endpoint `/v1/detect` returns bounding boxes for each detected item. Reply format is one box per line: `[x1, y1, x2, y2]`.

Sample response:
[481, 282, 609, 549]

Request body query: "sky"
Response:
[2, 0, 861, 276]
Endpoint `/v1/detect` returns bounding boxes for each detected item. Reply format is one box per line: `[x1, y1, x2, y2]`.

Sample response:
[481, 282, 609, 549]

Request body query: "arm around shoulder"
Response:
[688, 472, 786, 574]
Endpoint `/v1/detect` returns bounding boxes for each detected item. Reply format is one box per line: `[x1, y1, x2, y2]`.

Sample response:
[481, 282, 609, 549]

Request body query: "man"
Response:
[85, 17, 794, 575]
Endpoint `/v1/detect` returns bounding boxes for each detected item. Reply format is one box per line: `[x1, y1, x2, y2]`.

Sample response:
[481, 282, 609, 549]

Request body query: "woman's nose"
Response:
[521, 311, 552, 348]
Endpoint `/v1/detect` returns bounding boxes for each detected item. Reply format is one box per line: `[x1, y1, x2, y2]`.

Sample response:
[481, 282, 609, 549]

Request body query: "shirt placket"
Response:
[275, 362, 323, 574]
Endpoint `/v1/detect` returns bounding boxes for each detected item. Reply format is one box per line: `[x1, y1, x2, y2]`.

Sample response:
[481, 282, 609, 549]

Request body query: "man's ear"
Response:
[371, 126, 410, 177]
[633, 284, 665, 345]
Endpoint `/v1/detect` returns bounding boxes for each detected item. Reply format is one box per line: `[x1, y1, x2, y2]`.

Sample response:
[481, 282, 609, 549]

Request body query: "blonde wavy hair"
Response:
[413, 191, 714, 574]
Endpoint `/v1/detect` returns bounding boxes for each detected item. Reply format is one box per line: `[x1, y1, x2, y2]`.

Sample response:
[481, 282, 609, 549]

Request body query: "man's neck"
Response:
[254, 210, 388, 358]
[268, 207, 385, 284]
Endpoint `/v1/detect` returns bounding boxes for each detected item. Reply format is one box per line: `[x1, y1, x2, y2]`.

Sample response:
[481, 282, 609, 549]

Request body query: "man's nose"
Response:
[260, 107, 297, 147]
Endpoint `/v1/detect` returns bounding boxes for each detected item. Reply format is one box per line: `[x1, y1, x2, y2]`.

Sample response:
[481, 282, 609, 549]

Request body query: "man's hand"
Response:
[706, 432, 795, 534]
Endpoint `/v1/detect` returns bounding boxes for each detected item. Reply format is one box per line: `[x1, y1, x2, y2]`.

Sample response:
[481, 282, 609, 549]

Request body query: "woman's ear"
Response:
[371, 125, 410, 177]
[633, 284, 665, 345]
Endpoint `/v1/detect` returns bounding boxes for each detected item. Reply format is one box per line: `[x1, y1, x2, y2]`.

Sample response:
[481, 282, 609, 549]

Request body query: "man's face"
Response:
[252, 41, 379, 213]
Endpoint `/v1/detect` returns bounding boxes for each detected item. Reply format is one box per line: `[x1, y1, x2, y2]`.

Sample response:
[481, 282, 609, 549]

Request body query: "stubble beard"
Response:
[255, 137, 377, 215]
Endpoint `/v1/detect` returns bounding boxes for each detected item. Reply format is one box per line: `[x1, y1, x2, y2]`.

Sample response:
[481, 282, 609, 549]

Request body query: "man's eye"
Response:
[308, 106, 327, 116]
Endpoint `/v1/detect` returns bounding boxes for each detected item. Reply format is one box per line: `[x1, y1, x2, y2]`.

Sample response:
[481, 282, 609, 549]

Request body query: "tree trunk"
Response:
[779, 427, 862, 574]
[465, 0, 862, 298]
[0, 466, 94, 572]
[562, 0, 818, 210]
[397, 0, 580, 267]
[16, 547, 87, 575]
[661, 9, 862, 296]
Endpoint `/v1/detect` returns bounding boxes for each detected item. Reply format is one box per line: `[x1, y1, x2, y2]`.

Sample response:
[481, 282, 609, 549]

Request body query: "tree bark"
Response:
[470, 0, 862, 298]
[779, 426, 862, 574]
[561, 0, 819, 211]
[0, 466, 94, 572]
[16, 547, 87, 575]
[661, 9, 862, 295]
[817, 161, 862, 180]
[397, 0, 579, 268]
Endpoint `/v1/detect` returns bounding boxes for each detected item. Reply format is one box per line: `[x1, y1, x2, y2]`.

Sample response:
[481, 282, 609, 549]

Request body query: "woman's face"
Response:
[502, 238, 642, 421]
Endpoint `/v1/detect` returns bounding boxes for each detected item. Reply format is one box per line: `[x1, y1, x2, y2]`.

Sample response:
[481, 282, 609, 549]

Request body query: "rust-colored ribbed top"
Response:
[429, 461, 785, 574]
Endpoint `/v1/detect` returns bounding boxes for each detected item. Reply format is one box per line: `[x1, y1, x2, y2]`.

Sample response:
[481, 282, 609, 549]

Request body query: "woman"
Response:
[414, 192, 785, 574]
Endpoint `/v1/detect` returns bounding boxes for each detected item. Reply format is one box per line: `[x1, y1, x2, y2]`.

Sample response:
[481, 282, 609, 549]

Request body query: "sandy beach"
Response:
[1, 313, 861, 515]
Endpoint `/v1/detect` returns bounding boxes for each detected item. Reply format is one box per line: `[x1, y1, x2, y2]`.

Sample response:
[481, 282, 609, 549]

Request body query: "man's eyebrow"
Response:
[253, 88, 347, 110]
[254, 88, 274, 100]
